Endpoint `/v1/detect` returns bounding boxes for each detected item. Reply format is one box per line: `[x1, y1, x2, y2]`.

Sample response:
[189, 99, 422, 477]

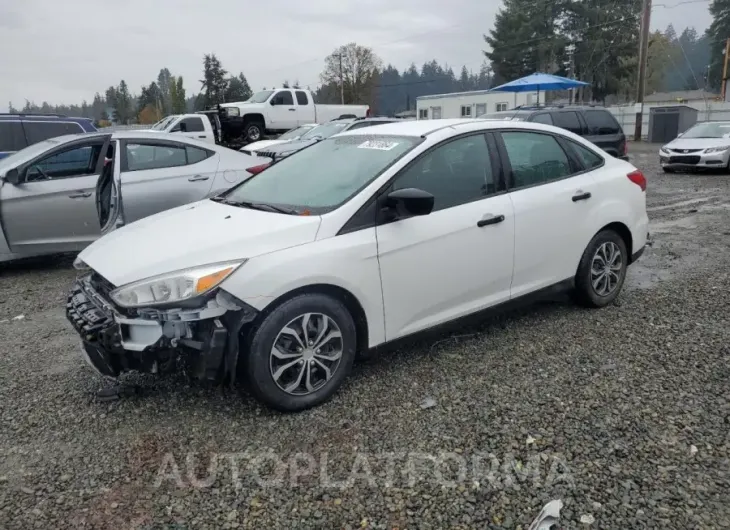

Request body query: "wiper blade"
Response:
[211, 196, 298, 214]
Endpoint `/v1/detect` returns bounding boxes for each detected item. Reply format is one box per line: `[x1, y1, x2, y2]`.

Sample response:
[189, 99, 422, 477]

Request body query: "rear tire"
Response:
[243, 293, 357, 412]
[574, 230, 628, 308]
[662, 167, 674, 173]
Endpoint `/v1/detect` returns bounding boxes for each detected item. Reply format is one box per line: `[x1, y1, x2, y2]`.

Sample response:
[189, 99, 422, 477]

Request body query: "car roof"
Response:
[339, 118, 480, 137]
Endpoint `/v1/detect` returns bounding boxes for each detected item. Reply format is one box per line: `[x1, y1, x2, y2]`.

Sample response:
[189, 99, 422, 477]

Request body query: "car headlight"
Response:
[110, 260, 245, 308]
[659, 146, 670, 154]
[704, 146, 730, 153]
[73, 256, 89, 270]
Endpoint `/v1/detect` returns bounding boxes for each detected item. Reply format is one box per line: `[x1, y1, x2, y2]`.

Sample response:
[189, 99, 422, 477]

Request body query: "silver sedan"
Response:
[0, 130, 260, 263]
[659, 121, 730, 173]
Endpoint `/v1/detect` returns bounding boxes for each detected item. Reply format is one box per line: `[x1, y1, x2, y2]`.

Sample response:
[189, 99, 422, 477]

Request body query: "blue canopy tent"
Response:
[490, 72, 590, 107]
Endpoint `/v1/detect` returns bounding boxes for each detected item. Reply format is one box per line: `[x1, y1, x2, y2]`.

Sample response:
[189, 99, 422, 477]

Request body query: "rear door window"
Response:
[295, 91, 309, 105]
[0, 122, 28, 151]
[125, 143, 188, 171]
[530, 113, 553, 125]
[23, 121, 85, 144]
[550, 112, 582, 135]
[500, 131, 573, 188]
[583, 110, 621, 135]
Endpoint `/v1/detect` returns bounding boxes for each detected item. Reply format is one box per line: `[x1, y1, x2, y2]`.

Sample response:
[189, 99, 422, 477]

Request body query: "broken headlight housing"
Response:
[109, 260, 245, 308]
[73, 256, 90, 270]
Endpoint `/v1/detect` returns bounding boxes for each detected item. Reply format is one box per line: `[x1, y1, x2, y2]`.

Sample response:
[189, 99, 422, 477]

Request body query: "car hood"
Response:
[664, 137, 730, 150]
[79, 199, 322, 286]
[244, 139, 285, 151]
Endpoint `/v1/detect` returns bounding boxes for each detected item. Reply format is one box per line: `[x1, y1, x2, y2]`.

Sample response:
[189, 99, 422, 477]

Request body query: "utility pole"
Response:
[634, 0, 652, 141]
[721, 38, 730, 100]
[335, 53, 344, 105]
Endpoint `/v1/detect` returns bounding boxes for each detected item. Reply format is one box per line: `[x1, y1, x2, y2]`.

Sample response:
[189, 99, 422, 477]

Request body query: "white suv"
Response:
[69, 119, 649, 412]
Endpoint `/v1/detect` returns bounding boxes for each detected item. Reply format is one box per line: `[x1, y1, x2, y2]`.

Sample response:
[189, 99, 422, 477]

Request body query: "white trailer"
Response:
[416, 89, 539, 120]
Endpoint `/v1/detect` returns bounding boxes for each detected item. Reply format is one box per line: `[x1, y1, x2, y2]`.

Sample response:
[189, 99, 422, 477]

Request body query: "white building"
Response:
[416, 89, 539, 120]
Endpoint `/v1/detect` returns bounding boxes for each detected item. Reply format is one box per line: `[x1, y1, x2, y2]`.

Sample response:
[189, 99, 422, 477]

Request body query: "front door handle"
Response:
[197, 135, 207, 138]
[288, 108, 296, 111]
[477, 214, 505, 227]
[68, 192, 92, 199]
[572, 192, 592, 202]
[188, 175, 210, 182]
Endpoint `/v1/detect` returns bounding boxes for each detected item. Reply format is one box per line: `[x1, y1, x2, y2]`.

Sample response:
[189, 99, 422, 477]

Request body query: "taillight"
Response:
[366, 107, 372, 117]
[627, 170, 646, 191]
[623, 141, 628, 156]
[246, 163, 270, 175]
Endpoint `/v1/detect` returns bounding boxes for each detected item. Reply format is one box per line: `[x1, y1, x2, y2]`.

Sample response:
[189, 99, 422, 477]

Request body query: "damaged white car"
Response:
[68, 119, 648, 412]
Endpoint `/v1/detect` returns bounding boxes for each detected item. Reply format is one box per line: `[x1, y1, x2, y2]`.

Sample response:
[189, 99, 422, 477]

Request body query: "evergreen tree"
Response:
[199, 54, 228, 107]
[224, 73, 253, 102]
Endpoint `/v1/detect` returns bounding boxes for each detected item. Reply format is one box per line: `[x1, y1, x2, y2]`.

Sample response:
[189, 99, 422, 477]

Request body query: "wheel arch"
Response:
[251, 283, 370, 355]
[242, 113, 265, 125]
[598, 221, 634, 262]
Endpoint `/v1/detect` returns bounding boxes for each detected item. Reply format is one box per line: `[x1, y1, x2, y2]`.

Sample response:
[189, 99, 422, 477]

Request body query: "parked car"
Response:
[149, 113, 219, 144]
[218, 88, 370, 144]
[253, 117, 404, 161]
[0, 130, 260, 263]
[478, 105, 628, 160]
[0, 113, 97, 160]
[69, 118, 649, 412]
[240, 124, 318, 155]
[658, 121, 730, 172]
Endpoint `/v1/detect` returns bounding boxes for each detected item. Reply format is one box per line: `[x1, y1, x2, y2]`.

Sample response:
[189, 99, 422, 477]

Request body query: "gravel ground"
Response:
[1, 145, 729, 529]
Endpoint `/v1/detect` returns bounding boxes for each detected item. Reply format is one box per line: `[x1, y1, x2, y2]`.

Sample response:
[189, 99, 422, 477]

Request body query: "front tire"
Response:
[574, 230, 628, 308]
[244, 294, 357, 412]
[244, 121, 264, 143]
[662, 167, 674, 173]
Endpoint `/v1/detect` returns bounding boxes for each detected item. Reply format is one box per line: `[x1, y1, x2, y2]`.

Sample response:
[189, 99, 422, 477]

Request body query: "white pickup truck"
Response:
[149, 114, 219, 144]
[218, 88, 370, 144]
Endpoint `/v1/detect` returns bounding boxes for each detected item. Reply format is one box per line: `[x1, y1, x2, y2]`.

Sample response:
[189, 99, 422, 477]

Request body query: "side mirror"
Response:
[4, 168, 21, 185]
[383, 188, 434, 219]
[179, 122, 188, 133]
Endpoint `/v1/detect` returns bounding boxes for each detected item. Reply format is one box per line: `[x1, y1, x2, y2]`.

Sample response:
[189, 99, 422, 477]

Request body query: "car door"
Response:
[0, 136, 109, 254]
[172, 116, 212, 143]
[294, 90, 316, 126]
[119, 139, 218, 223]
[495, 129, 598, 298]
[268, 90, 297, 129]
[375, 133, 515, 340]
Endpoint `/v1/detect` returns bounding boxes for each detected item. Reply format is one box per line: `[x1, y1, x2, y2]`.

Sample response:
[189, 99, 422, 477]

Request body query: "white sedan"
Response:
[0, 130, 260, 263]
[69, 119, 649, 411]
[240, 123, 318, 155]
[659, 121, 730, 172]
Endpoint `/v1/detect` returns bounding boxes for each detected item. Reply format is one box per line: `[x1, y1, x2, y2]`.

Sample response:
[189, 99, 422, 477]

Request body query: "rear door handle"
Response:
[68, 192, 91, 199]
[288, 108, 296, 111]
[197, 135, 207, 138]
[188, 175, 210, 182]
[477, 214, 505, 227]
[572, 192, 592, 202]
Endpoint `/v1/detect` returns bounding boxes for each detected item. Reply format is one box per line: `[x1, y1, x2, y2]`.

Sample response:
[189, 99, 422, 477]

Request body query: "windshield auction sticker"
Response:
[358, 140, 399, 151]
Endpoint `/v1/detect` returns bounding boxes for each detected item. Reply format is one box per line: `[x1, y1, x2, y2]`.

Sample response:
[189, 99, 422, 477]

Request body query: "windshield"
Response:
[221, 134, 421, 213]
[279, 125, 315, 141]
[680, 122, 730, 139]
[301, 122, 351, 140]
[0, 139, 61, 174]
[248, 90, 274, 104]
[151, 116, 177, 130]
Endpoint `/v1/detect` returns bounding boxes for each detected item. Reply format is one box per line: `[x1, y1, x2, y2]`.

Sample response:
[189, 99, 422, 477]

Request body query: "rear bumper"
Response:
[618, 155, 629, 161]
[66, 275, 258, 381]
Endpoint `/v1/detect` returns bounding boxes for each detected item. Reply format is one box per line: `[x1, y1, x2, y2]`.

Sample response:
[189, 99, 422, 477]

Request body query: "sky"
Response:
[0, 0, 713, 111]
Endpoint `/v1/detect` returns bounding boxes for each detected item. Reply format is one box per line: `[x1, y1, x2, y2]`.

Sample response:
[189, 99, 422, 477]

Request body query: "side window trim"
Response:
[337, 132, 506, 235]
[494, 129, 584, 191]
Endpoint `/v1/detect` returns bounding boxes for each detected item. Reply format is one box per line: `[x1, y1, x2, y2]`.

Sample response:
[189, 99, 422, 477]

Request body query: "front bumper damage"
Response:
[66, 272, 257, 383]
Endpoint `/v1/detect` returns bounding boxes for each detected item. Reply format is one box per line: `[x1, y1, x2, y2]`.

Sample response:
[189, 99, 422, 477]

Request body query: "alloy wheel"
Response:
[269, 313, 343, 395]
[590, 241, 623, 296]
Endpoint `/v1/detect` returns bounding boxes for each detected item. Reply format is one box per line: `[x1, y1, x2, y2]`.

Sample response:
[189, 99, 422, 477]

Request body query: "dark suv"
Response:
[0, 114, 97, 160]
[479, 105, 628, 160]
